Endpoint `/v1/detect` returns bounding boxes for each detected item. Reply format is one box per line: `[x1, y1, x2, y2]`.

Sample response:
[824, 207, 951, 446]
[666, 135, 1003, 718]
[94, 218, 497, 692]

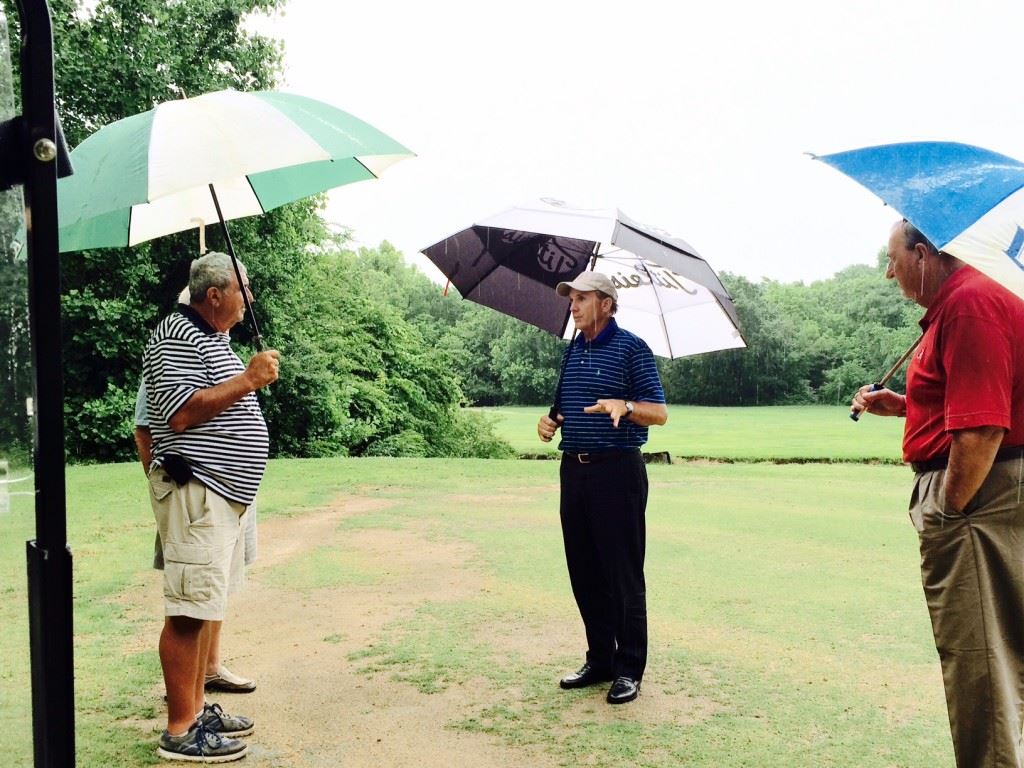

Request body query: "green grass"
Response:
[336, 461, 944, 768]
[478, 405, 906, 461]
[265, 544, 382, 590]
[0, 409, 950, 767]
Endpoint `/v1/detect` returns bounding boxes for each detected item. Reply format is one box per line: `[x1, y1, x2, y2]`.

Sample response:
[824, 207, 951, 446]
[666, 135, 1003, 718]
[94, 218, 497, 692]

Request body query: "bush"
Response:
[364, 430, 429, 458]
[439, 409, 515, 459]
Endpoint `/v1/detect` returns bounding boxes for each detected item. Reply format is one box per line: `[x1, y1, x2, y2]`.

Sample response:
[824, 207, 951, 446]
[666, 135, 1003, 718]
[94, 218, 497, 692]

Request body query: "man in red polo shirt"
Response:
[852, 219, 1024, 768]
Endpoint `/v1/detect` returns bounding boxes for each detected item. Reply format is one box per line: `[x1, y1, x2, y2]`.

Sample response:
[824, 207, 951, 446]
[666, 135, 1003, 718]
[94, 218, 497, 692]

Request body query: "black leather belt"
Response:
[562, 448, 640, 464]
[910, 445, 1024, 473]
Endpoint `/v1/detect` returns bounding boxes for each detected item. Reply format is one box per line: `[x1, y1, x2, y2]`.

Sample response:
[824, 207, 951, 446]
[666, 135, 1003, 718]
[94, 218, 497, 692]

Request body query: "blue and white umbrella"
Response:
[814, 141, 1024, 300]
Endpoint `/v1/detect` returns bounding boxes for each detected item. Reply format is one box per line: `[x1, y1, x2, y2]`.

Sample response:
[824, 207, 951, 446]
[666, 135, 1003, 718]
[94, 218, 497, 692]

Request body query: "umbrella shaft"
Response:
[878, 335, 923, 386]
[208, 184, 264, 351]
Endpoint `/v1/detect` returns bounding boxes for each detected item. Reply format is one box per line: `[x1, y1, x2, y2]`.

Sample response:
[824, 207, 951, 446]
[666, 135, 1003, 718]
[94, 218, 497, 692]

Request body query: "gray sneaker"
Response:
[157, 722, 247, 763]
[199, 702, 255, 738]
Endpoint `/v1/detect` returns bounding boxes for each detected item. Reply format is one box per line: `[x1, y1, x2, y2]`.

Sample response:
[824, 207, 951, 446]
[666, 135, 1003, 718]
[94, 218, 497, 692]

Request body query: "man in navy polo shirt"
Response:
[537, 271, 667, 705]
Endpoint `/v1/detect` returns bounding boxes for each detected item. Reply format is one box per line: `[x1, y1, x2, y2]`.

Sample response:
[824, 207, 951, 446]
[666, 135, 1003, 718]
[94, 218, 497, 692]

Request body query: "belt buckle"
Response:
[577, 452, 591, 464]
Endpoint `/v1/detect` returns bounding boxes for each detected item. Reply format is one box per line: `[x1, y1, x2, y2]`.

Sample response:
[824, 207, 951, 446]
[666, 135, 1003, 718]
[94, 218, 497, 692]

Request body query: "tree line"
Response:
[370, 245, 921, 412]
[0, 0, 922, 465]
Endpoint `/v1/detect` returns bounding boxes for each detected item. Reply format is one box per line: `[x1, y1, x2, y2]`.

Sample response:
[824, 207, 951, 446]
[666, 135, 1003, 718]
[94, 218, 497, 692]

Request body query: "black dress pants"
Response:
[559, 450, 648, 680]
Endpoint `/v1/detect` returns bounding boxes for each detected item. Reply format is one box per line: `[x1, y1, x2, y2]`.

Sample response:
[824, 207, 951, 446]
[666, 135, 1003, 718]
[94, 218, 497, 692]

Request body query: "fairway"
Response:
[0, 424, 952, 767]
[480, 405, 906, 462]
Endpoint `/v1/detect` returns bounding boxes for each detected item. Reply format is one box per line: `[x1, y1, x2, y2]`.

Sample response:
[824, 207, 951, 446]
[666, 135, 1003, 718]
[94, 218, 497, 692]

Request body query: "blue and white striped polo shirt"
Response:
[556, 319, 665, 452]
[142, 307, 269, 505]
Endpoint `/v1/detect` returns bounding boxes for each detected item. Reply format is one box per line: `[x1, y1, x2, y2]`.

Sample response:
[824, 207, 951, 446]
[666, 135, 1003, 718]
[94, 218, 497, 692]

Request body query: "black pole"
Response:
[15, 0, 76, 765]
[208, 183, 264, 350]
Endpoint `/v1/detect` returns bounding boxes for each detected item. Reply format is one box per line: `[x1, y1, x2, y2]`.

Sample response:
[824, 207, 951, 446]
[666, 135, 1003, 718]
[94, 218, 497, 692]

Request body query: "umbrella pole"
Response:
[548, 336, 575, 422]
[849, 335, 923, 421]
[208, 184, 264, 350]
[635, 259, 674, 359]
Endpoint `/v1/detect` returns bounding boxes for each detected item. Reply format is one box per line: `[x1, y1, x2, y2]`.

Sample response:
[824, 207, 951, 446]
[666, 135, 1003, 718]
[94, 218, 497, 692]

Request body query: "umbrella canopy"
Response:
[57, 88, 414, 252]
[421, 198, 746, 358]
[814, 142, 1024, 301]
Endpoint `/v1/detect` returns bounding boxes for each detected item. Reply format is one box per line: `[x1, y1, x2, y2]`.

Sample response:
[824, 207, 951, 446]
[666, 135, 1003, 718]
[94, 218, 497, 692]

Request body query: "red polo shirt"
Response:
[903, 266, 1024, 463]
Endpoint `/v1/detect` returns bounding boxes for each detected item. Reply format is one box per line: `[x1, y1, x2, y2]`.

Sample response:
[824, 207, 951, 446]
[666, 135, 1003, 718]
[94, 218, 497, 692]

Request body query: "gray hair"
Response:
[188, 251, 244, 304]
[900, 219, 939, 256]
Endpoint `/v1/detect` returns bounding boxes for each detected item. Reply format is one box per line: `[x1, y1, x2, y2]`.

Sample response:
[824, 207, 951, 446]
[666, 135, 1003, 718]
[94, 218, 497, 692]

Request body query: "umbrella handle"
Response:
[850, 334, 923, 422]
[190, 218, 207, 254]
[849, 383, 882, 421]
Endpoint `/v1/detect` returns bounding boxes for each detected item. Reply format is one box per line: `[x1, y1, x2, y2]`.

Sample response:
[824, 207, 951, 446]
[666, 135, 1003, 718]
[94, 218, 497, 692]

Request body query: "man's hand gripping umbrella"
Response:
[849, 335, 923, 421]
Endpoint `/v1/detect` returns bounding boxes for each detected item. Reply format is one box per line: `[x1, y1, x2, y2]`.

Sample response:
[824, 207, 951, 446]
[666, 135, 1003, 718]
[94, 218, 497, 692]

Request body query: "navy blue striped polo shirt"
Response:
[143, 306, 269, 505]
[556, 319, 665, 452]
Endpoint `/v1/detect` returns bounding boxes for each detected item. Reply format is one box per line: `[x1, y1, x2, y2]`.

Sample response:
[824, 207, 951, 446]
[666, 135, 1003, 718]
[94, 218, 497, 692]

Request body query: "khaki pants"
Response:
[910, 458, 1024, 768]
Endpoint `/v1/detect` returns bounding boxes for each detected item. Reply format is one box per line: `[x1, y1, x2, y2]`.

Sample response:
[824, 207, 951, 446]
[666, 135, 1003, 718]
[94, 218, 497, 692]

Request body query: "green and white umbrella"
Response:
[57, 88, 413, 252]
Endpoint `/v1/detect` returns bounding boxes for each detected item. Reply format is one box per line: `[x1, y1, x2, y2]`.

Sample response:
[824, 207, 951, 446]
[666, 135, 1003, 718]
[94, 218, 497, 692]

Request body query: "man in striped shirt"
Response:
[537, 271, 667, 705]
[143, 251, 280, 762]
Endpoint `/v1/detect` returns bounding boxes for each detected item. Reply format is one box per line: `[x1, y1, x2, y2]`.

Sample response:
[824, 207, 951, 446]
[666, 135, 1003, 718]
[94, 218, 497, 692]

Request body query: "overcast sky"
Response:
[248, 0, 1024, 284]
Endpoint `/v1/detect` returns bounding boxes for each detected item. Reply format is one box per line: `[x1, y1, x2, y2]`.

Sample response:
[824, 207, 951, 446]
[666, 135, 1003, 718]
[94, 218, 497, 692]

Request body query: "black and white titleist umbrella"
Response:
[421, 198, 745, 358]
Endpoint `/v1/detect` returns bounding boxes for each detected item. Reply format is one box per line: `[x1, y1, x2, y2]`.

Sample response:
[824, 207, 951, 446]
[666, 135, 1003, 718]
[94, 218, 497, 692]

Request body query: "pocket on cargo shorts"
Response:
[148, 471, 176, 504]
[163, 541, 214, 602]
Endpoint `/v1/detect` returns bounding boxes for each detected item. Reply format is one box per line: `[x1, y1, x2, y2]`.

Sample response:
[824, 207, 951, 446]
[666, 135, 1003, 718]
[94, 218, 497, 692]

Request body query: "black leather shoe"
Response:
[606, 676, 640, 704]
[559, 663, 613, 690]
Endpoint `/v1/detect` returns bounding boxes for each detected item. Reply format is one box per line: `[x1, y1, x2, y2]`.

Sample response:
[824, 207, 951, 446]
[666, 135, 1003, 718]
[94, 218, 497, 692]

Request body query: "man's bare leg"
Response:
[195, 620, 214, 716]
[160, 615, 205, 735]
[205, 620, 223, 677]
[203, 620, 256, 692]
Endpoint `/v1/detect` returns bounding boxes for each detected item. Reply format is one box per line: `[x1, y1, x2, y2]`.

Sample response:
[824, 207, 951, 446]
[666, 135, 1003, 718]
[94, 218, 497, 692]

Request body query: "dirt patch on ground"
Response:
[122, 493, 719, 767]
[124, 496, 561, 767]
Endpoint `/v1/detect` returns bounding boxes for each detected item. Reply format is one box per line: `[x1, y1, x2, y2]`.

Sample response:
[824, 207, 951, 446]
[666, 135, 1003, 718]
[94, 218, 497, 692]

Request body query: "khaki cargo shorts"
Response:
[149, 472, 246, 621]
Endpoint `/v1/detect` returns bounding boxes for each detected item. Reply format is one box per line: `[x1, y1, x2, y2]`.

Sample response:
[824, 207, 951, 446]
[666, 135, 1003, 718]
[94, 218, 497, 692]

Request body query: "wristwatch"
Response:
[624, 401, 635, 417]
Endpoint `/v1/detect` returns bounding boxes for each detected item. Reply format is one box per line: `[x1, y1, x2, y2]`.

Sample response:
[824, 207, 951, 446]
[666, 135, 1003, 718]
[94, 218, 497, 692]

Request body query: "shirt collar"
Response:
[572, 318, 619, 348]
[178, 304, 218, 336]
[919, 265, 976, 330]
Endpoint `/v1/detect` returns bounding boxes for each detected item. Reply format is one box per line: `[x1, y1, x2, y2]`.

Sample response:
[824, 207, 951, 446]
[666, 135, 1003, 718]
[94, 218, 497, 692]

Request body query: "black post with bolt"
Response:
[6, 0, 76, 765]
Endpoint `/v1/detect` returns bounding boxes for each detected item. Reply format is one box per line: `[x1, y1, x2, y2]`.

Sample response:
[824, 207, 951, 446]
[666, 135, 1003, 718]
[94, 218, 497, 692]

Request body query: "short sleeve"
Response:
[146, 337, 209, 423]
[630, 342, 666, 404]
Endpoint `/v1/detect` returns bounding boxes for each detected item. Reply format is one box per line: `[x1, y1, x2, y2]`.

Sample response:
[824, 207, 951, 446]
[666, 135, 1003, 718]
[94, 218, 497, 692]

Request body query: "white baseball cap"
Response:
[555, 271, 617, 300]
